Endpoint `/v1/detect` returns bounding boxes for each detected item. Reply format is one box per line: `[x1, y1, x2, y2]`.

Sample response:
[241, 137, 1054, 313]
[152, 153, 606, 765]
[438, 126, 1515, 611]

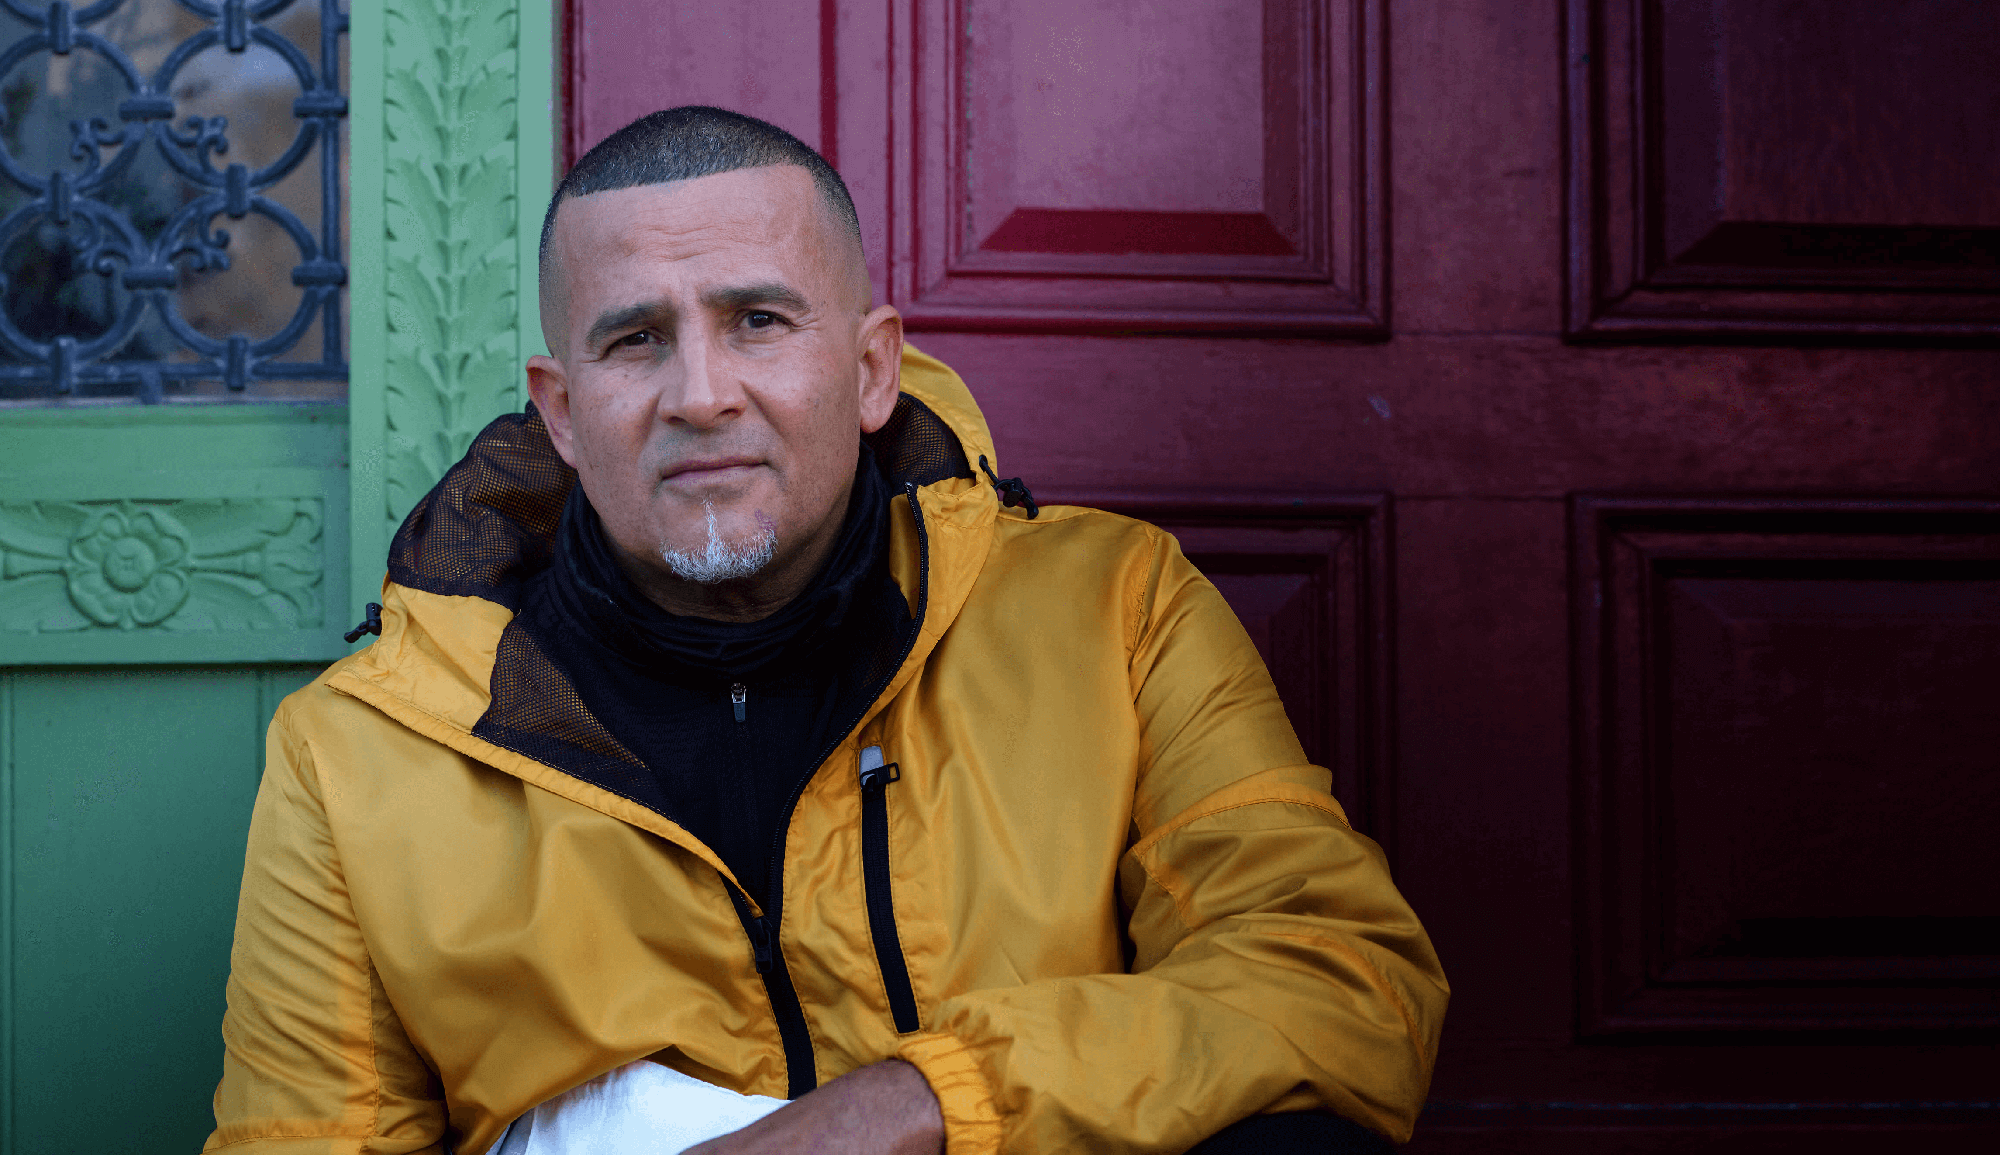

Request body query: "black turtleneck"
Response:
[516, 443, 915, 907]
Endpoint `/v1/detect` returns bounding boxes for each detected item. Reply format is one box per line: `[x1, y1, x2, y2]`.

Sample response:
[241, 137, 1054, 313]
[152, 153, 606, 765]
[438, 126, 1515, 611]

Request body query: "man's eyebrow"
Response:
[700, 282, 812, 315]
[583, 284, 813, 351]
[584, 299, 675, 351]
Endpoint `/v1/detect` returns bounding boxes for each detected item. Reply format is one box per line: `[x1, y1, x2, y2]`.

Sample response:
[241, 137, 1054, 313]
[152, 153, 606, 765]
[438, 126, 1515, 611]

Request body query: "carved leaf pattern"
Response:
[382, 0, 523, 526]
[0, 499, 324, 633]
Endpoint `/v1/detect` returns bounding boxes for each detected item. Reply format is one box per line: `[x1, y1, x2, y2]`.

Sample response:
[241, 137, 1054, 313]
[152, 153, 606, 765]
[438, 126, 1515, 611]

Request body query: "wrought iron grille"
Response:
[0, 0, 346, 403]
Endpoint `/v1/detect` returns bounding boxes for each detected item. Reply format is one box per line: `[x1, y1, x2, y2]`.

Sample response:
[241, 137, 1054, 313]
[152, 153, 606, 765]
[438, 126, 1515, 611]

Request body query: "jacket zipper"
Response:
[724, 880, 816, 1100]
[719, 677, 817, 1098]
[721, 483, 934, 1097]
[858, 744, 921, 1032]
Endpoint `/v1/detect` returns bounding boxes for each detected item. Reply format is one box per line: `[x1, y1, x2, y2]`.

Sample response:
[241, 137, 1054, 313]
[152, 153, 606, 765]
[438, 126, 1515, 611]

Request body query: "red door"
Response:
[562, 1, 2000, 1148]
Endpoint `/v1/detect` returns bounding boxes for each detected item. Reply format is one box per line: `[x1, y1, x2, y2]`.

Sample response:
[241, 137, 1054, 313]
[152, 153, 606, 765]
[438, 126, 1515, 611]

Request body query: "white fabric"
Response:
[494, 1060, 788, 1155]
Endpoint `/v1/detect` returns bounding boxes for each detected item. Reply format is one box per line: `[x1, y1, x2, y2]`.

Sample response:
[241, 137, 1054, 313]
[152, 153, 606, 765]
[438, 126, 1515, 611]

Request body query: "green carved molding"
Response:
[0, 499, 324, 634]
[349, 0, 553, 626]
[381, 0, 531, 515]
[0, 410, 351, 664]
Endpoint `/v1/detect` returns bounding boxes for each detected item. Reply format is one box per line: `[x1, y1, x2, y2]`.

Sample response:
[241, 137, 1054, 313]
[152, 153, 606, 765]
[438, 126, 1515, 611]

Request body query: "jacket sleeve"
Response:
[898, 527, 1448, 1154]
[205, 698, 448, 1154]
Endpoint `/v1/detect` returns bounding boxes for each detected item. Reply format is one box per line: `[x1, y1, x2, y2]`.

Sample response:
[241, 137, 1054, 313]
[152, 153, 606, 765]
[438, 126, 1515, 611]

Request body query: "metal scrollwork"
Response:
[0, 0, 347, 402]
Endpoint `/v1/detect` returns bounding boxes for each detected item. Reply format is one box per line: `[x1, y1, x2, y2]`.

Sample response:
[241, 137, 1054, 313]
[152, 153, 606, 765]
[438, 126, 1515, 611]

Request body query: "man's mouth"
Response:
[661, 457, 763, 485]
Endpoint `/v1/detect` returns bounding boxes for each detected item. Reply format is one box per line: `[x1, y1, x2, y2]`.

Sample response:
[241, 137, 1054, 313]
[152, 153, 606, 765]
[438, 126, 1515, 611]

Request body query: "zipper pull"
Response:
[749, 914, 773, 973]
[731, 682, 747, 723]
[858, 744, 901, 790]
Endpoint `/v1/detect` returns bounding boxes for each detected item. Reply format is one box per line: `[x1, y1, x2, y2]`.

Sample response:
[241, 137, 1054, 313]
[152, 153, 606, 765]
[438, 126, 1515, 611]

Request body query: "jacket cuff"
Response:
[897, 1031, 1003, 1155]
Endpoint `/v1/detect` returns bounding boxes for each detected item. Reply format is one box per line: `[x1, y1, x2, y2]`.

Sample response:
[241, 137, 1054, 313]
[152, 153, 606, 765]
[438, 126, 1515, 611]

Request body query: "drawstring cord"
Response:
[344, 602, 383, 643]
[978, 455, 1039, 519]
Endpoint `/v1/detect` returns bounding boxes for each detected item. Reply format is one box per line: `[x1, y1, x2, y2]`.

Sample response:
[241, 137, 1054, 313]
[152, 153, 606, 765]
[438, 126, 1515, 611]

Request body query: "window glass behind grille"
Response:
[0, 0, 347, 404]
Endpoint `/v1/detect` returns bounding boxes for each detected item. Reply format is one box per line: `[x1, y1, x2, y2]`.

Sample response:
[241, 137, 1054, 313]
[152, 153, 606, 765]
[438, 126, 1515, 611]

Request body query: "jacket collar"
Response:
[327, 344, 1006, 869]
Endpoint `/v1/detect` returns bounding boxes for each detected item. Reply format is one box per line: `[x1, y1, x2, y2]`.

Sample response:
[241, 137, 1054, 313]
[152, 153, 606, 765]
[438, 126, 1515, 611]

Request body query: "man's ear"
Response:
[525, 355, 581, 469]
[856, 304, 903, 435]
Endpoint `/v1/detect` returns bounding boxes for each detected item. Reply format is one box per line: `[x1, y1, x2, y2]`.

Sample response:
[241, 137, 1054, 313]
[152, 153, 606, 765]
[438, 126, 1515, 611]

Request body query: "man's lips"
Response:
[660, 456, 763, 482]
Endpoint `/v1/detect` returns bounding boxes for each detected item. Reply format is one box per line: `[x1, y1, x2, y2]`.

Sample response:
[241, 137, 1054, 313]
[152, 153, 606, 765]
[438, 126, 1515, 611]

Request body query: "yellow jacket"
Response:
[207, 347, 1447, 1155]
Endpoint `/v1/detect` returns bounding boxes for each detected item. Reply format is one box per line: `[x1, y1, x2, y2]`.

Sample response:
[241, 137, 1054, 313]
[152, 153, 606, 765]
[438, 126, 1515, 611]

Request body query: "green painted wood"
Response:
[348, 0, 388, 632]
[0, 411, 350, 665]
[2, 664, 320, 1153]
[0, 6, 554, 1149]
[349, 0, 554, 628]
[1, 671, 13, 1149]
[0, 405, 348, 475]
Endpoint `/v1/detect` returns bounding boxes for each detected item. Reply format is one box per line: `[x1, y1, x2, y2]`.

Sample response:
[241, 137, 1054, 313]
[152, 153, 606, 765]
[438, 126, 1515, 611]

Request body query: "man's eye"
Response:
[612, 331, 656, 348]
[744, 311, 782, 330]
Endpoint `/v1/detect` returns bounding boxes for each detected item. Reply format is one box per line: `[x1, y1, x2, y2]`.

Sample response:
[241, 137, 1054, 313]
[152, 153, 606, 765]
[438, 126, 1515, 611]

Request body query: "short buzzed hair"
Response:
[538, 106, 862, 285]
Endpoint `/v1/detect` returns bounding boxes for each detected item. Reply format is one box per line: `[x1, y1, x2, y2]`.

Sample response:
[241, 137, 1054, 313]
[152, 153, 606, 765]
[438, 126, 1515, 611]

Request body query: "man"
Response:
[207, 107, 1447, 1155]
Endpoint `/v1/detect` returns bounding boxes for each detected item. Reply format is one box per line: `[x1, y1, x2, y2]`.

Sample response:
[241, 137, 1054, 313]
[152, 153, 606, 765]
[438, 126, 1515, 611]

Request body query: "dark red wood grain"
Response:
[567, 0, 2000, 1148]
[1573, 497, 2000, 1035]
[872, 0, 1386, 334]
[1565, 0, 2000, 338]
[977, 209, 1297, 257]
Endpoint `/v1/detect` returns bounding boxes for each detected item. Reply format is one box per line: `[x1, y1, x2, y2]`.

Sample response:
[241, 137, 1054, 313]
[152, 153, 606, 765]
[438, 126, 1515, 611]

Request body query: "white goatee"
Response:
[660, 501, 778, 584]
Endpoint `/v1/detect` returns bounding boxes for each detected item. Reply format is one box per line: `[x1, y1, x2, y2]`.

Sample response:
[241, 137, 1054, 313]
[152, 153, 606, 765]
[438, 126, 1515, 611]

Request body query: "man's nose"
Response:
[660, 330, 745, 430]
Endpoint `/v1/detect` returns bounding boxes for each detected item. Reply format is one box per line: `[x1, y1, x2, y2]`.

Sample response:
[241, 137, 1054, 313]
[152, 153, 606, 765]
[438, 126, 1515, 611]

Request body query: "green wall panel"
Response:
[2, 666, 320, 1152]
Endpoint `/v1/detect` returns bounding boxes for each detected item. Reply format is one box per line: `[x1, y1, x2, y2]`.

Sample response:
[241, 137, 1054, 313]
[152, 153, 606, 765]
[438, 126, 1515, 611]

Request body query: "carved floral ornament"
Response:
[64, 503, 195, 627]
[0, 497, 323, 632]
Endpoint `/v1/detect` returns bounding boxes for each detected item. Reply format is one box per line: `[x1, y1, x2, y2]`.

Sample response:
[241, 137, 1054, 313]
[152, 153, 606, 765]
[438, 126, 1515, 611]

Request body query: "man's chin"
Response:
[655, 502, 781, 585]
[655, 497, 776, 543]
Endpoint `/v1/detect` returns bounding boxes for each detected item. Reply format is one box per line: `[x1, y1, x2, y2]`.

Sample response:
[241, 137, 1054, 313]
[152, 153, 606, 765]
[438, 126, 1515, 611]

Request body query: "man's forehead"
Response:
[554, 166, 826, 262]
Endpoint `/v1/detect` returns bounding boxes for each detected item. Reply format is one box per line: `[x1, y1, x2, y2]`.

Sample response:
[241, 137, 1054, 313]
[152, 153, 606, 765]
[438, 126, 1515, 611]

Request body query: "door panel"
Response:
[569, 0, 2000, 1148]
[0, 407, 349, 665]
[1574, 498, 2000, 1035]
[3, 664, 320, 1152]
[876, 0, 1383, 333]
[1568, 0, 2000, 336]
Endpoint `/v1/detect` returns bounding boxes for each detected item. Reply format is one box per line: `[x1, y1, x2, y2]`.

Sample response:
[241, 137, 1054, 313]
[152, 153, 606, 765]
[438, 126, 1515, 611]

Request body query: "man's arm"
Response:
[206, 701, 449, 1154]
[685, 1059, 942, 1155]
[886, 527, 1448, 1154]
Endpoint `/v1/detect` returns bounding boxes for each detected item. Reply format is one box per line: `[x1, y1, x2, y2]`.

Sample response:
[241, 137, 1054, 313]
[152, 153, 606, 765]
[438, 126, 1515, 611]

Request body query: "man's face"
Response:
[528, 165, 899, 602]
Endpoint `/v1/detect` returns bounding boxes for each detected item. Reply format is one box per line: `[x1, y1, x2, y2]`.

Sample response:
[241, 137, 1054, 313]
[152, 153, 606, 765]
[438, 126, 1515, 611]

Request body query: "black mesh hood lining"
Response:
[865, 391, 974, 489]
[477, 624, 654, 776]
[471, 616, 670, 815]
[385, 408, 575, 611]
[384, 391, 972, 610]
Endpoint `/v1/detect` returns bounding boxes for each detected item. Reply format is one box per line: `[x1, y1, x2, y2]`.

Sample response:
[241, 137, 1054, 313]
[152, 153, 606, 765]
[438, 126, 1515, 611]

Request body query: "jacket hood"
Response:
[330, 345, 1007, 889]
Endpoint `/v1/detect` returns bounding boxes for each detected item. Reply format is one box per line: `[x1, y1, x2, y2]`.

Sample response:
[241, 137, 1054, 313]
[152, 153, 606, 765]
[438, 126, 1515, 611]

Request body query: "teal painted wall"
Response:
[2, 665, 321, 1152]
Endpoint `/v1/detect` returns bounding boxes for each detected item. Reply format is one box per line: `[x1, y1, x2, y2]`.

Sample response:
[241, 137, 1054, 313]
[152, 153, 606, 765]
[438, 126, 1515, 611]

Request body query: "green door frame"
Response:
[0, 3, 551, 1147]
[351, 0, 554, 626]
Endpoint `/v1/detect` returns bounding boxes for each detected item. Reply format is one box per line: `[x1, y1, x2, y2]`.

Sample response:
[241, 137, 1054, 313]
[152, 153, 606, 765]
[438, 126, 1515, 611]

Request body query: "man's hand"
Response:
[685, 1059, 944, 1155]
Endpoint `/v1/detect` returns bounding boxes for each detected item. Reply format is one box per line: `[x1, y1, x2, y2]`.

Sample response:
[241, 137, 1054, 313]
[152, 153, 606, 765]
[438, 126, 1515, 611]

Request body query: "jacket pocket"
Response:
[859, 745, 921, 1033]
